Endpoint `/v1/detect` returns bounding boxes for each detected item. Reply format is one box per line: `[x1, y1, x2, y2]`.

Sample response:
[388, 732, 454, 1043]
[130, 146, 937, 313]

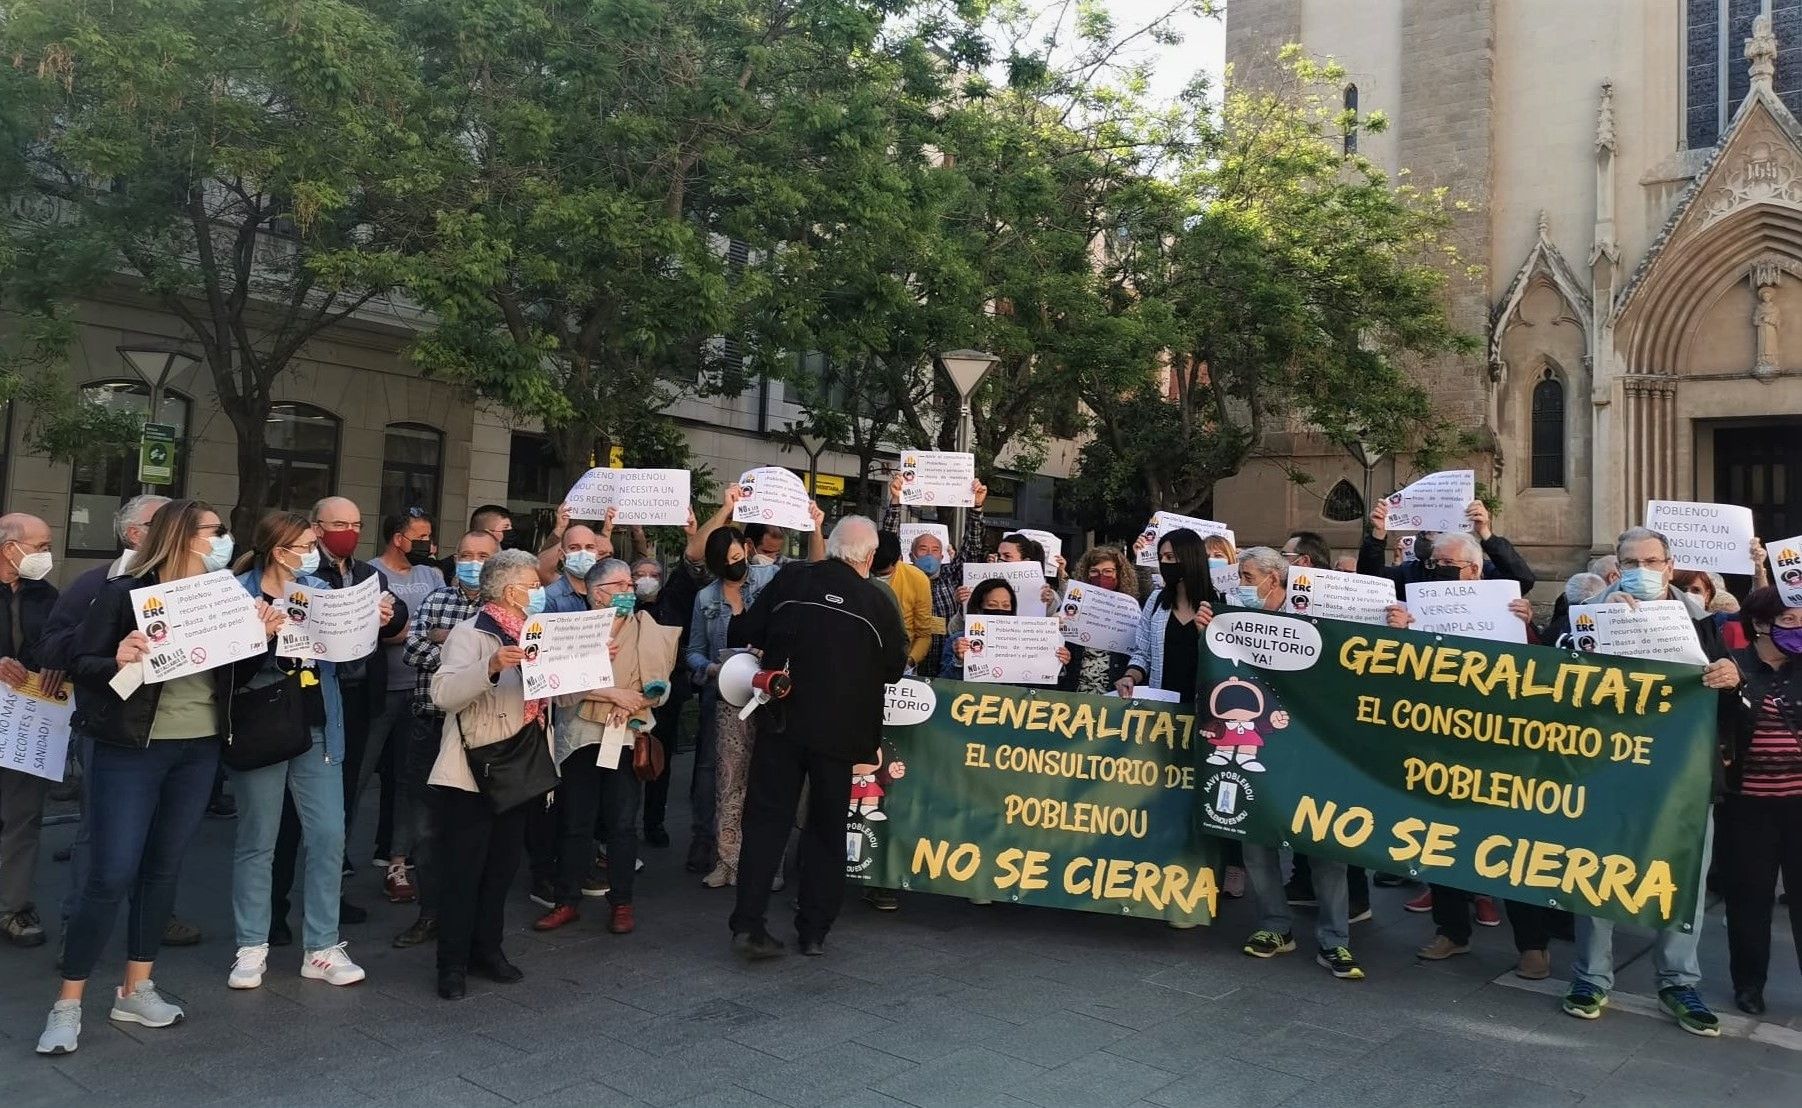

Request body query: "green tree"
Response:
[0, 0, 436, 531]
[1071, 51, 1473, 535]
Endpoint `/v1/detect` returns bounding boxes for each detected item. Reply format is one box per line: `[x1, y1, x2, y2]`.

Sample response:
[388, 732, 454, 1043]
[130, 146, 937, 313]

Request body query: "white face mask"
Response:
[9, 544, 53, 581]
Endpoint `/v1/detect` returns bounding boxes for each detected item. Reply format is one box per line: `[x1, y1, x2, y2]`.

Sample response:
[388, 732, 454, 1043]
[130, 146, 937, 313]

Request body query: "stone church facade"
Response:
[1220, 0, 1802, 582]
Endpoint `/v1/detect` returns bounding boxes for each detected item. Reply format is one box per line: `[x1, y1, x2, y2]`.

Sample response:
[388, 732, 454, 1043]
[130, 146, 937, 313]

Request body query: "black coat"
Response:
[1357, 533, 1538, 601]
[68, 573, 265, 749]
[728, 558, 907, 762]
[0, 576, 59, 670]
[1722, 645, 1802, 795]
[316, 557, 409, 711]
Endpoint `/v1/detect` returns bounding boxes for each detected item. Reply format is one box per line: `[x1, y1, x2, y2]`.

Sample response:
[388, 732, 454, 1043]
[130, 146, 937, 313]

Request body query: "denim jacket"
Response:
[685, 565, 780, 685]
[235, 568, 347, 765]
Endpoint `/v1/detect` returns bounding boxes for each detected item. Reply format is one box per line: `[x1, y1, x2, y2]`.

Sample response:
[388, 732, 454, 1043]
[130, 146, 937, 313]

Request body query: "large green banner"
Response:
[851, 679, 1221, 925]
[1194, 610, 1717, 929]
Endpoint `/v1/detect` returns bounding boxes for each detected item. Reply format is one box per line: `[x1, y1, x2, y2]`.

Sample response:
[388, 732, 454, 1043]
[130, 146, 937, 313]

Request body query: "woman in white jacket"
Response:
[427, 549, 552, 1001]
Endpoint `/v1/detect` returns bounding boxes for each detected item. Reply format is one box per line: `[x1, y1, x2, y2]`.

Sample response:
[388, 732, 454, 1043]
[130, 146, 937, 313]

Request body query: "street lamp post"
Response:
[119, 347, 198, 496]
[937, 349, 998, 542]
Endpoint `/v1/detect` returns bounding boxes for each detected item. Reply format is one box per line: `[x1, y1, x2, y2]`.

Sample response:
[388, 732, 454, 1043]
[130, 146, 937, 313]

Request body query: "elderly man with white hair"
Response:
[1359, 496, 1536, 600]
[724, 515, 907, 960]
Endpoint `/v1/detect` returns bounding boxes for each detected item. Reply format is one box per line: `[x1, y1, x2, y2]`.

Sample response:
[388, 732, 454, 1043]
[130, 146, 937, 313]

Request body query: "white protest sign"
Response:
[898, 523, 952, 565]
[963, 560, 1049, 599]
[519, 608, 617, 699]
[131, 570, 268, 683]
[1770, 534, 1802, 607]
[275, 573, 382, 664]
[1133, 512, 1236, 567]
[564, 468, 691, 526]
[1014, 528, 1063, 577]
[1284, 567, 1397, 625]
[0, 675, 74, 783]
[961, 615, 1063, 685]
[883, 678, 937, 726]
[732, 467, 816, 531]
[1057, 583, 1140, 654]
[1644, 500, 1755, 575]
[1397, 535, 1417, 563]
[1568, 601, 1707, 665]
[1204, 611, 1324, 671]
[1383, 470, 1475, 533]
[1405, 579, 1526, 644]
[898, 451, 975, 507]
[1210, 564, 1242, 598]
[1104, 686, 1181, 703]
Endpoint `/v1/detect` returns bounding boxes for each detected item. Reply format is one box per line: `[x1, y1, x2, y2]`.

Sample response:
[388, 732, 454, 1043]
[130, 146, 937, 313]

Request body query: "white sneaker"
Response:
[36, 1000, 81, 1054]
[301, 943, 366, 986]
[229, 944, 269, 990]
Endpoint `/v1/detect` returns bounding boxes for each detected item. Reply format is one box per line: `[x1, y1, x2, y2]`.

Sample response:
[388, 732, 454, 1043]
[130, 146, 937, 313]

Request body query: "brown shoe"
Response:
[1515, 949, 1551, 980]
[384, 863, 418, 904]
[533, 904, 579, 932]
[162, 917, 202, 946]
[608, 904, 636, 935]
[1416, 935, 1470, 960]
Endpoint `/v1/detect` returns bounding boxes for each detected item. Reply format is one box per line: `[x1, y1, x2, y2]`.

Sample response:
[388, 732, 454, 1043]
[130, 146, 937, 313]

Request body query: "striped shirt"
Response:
[1740, 693, 1802, 798]
[403, 584, 482, 716]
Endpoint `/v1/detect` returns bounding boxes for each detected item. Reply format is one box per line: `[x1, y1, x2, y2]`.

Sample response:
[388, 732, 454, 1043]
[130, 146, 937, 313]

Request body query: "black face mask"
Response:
[1424, 563, 1465, 582]
[1159, 563, 1183, 587]
[499, 530, 528, 551]
[718, 561, 749, 582]
[406, 540, 434, 566]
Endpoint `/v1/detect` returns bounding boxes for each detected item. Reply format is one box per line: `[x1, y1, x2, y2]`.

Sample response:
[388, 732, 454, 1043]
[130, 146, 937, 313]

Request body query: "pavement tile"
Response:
[1013, 1051, 1180, 1108]
[368, 1076, 515, 1107]
[983, 1010, 1135, 1068]
[597, 1041, 787, 1107]
[517, 1082, 651, 1107]
[1426, 1071, 1583, 1107]
[848, 997, 1016, 1064]
[869, 1046, 1046, 1108]
[1141, 1057, 1307, 1108]
[725, 1000, 896, 1062]
[734, 1041, 919, 1108]
[1227, 1021, 1387, 1082]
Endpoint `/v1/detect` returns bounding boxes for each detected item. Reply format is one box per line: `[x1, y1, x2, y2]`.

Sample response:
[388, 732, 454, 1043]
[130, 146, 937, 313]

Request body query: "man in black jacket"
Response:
[1357, 497, 1536, 600]
[726, 516, 907, 959]
[0, 513, 61, 947]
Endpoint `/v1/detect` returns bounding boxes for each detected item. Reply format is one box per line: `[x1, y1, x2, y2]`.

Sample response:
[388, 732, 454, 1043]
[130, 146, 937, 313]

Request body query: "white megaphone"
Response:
[718, 651, 791, 720]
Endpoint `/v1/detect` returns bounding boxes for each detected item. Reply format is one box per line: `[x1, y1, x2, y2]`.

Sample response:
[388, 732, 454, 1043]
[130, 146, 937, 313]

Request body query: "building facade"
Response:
[1222, 0, 1802, 578]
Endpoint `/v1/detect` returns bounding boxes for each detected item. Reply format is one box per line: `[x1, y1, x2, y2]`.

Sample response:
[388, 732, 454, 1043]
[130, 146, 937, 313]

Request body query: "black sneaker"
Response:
[863, 889, 900, 912]
[1348, 901, 1373, 923]
[1658, 985, 1720, 1037]
[1, 907, 46, 948]
[1317, 946, 1366, 980]
[1241, 930, 1296, 958]
[644, 826, 671, 848]
[1371, 872, 1408, 888]
[529, 879, 557, 910]
[1283, 878, 1317, 907]
[685, 838, 715, 875]
[732, 931, 786, 961]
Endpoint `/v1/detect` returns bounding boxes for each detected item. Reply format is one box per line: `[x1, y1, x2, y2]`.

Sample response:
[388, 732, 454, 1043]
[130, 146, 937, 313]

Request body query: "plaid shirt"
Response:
[880, 502, 984, 677]
[403, 583, 482, 716]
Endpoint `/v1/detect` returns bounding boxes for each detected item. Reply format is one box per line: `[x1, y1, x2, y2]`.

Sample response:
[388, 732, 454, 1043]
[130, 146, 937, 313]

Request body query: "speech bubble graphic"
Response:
[1204, 611, 1323, 672]
[883, 678, 937, 726]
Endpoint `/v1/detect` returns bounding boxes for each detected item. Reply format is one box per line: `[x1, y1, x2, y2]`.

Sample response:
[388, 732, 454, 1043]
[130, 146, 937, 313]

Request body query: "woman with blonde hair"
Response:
[1059, 546, 1142, 695]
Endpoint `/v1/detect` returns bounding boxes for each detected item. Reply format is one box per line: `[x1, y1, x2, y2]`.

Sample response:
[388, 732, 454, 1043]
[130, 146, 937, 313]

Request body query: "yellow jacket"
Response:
[888, 561, 937, 667]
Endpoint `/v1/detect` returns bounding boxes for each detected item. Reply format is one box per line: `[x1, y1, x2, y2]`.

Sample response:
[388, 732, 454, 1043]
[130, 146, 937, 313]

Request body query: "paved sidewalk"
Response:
[2, 753, 1799, 1107]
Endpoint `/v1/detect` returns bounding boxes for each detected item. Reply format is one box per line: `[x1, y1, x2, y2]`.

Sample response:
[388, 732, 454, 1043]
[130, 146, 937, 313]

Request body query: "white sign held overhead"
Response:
[131, 570, 269, 683]
[1056, 583, 1140, 654]
[1567, 601, 1708, 666]
[1383, 470, 1475, 533]
[1405, 579, 1525, 644]
[1644, 500, 1756, 575]
[897, 451, 976, 507]
[1013, 528, 1063, 577]
[1133, 512, 1236, 567]
[961, 615, 1063, 686]
[732, 467, 816, 531]
[963, 560, 1048, 598]
[564, 468, 691, 526]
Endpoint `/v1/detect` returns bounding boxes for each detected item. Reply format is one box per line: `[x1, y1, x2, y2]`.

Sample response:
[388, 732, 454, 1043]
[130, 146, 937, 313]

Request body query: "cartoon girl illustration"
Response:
[1203, 675, 1288, 773]
[849, 746, 906, 822]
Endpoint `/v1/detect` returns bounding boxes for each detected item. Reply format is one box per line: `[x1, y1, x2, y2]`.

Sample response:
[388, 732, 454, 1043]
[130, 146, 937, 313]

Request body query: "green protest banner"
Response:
[1194, 610, 1717, 930]
[851, 679, 1221, 925]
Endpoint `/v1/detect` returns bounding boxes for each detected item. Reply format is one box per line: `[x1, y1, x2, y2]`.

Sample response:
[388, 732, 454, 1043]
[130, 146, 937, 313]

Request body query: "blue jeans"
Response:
[1243, 843, 1350, 950]
[232, 729, 344, 951]
[61, 728, 99, 924]
[60, 737, 220, 981]
[1571, 816, 1713, 992]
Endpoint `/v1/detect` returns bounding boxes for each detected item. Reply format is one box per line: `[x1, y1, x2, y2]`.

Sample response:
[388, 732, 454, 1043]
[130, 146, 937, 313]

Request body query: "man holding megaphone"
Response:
[724, 516, 907, 960]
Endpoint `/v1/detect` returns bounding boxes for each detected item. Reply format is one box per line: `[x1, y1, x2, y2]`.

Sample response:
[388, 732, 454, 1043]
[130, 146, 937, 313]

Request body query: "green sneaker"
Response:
[1658, 986, 1720, 1037]
[1241, 930, 1296, 959]
[1316, 946, 1365, 980]
[1561, 981, 1608, 1020]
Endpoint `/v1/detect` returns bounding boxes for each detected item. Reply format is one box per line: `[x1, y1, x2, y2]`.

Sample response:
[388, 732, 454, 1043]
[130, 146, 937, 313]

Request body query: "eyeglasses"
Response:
[279, 543, 314, 555]
[597, 579, 633, 591]
[1619, 557, 1669, 571]
[1279, 551, 1301, 561]
[1427, 559, 1478, 572]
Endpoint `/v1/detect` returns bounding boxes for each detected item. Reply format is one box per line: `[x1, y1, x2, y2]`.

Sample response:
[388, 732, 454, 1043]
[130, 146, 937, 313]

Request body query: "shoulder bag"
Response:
[459, 714, 559, 814]
[225, 666, 313, 771]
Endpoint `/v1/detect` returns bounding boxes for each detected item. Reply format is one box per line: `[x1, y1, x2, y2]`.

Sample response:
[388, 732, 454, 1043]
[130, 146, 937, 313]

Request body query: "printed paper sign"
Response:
[1103, 686, 1181, 703]
[1770, 534, 1802, 606]
[1014, 528, 1063, 577]
[1210, 564, 1242, 598]
[1383, 470, 1475, 533]
[898, 451, 975, 507]
[1405, 579, 1525, 644]
[1644, 500, 1755, 575]
[519, 608, 617, 699]
[275, 573, 382, 664]
[1284, 567, 1397, 625]
[964, 560, 1050, 602]
[732, 467, 816, 531]
[1134, 512, 1236, 567]
[131, 570, 268, 683]
[1058, 583, 1140, 654]
[0, 674, 74, 783]
[1398, 535, 1417, 563]
[1568, 601, 1708, 665]
[961, 615, 1063, 686]
[564, 468, 691, 526]
[899, 523, 952, 565]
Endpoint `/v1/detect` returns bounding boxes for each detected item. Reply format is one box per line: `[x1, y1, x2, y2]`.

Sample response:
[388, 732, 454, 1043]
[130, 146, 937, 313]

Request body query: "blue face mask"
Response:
[564, 550, 598, 578]
[1230, 584, 1263, 608]
[1619, 567, 1666, 602]
[521, 585, 547, 617]
[914, 554, 942, 576]
[455, 560, 483, 589]
[610, 592, 636, 617]
[201, 534, 234, 573]
[1208, 557, 1228, 570]
[296, 548, 321, 577]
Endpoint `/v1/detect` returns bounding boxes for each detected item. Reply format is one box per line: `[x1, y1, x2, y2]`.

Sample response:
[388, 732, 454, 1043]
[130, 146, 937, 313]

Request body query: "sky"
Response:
[1102, 0, 1227, 104]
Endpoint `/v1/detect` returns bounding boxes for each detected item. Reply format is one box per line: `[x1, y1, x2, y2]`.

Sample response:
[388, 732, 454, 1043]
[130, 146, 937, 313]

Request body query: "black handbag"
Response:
[225, 667, 313, 771]
[459, 715, 557, 814]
